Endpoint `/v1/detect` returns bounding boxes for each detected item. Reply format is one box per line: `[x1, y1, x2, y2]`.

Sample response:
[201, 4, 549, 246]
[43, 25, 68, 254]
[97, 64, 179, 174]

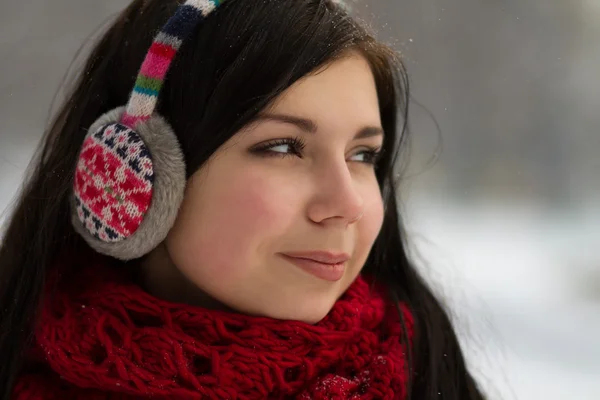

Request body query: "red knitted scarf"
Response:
[14, 261, 413, 399]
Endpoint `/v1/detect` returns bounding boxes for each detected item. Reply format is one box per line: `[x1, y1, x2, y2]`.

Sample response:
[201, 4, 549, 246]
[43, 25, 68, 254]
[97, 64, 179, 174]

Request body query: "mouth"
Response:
[280, 251, 350, 282]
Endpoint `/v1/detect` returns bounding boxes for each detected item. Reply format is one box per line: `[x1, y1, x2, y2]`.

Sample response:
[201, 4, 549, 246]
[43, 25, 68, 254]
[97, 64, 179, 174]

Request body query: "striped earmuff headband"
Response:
[71, 0, 225, 260]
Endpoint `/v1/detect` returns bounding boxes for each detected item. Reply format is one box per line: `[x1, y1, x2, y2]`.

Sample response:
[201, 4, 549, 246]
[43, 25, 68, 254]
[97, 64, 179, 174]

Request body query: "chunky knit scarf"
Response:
[14, 261, 413, 399]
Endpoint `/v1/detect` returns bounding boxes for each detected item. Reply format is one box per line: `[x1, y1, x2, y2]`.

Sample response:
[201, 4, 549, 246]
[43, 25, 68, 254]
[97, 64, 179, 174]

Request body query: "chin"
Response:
[272, 310, 330, 325]
[299, 313, 329, 325]
[261, 295, 338, 325]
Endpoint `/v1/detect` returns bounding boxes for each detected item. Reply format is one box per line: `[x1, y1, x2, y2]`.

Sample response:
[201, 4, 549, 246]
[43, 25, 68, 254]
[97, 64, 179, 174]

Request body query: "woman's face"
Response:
[144, 52, 385, 324]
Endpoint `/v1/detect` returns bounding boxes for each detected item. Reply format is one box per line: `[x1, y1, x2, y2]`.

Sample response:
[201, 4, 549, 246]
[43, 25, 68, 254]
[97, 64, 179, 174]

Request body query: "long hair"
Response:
[0, 0, 485, 398]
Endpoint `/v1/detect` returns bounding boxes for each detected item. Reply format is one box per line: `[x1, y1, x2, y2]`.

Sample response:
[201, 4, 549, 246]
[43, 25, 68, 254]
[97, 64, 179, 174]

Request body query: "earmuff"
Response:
[71, 0, 226, 260]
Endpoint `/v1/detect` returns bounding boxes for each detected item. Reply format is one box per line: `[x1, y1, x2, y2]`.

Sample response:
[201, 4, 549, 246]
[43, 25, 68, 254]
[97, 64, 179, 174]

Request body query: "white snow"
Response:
[406, 196, 600, 399]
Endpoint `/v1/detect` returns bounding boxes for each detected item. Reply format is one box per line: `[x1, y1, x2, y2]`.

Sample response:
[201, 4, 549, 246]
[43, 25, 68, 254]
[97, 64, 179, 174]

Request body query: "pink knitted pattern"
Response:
[14, 262, 413, 399]
[74, 124, 154, 241]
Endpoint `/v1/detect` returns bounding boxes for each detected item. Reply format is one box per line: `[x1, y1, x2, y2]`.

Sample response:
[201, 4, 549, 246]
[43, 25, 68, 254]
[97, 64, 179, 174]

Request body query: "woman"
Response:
[0, 0, 485, 398]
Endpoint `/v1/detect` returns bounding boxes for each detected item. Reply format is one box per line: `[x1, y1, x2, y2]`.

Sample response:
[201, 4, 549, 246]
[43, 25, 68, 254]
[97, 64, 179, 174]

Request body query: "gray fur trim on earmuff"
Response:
[71, 106, 186, 260]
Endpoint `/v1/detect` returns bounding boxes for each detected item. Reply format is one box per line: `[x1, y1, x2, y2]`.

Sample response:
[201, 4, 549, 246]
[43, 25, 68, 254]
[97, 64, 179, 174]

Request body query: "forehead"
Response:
[268, 53, 382, 126]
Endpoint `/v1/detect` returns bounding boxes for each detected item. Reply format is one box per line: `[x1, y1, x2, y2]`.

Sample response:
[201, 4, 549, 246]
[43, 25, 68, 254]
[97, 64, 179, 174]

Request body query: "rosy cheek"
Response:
[226, 174, 292, 229]
[362, 194, 385, 243]
[194, 178, 289, 276]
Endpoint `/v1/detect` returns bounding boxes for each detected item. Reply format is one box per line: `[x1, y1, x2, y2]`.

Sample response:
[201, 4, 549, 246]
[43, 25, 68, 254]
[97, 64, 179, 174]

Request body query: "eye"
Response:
[250, 137, 382, 166]
[250, 136, 307, 158]
[349, 147, 383, 165]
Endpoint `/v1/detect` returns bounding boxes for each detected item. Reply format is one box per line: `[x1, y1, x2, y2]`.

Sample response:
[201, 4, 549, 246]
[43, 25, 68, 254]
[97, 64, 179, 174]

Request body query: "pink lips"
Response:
[280, 251, 350, 282]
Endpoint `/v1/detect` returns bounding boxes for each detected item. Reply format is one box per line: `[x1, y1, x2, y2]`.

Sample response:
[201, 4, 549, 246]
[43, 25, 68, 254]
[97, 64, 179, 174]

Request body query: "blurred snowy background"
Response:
[1, 1, 599, 399]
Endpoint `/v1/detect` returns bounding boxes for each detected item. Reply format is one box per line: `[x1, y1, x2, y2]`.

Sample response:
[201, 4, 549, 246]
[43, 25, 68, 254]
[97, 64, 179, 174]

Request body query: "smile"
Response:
[279, 251, 349, 282]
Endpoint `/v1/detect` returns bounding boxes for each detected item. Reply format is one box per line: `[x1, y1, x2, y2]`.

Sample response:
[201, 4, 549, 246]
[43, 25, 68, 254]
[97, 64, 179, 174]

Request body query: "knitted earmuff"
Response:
[71, 0, 225, 260]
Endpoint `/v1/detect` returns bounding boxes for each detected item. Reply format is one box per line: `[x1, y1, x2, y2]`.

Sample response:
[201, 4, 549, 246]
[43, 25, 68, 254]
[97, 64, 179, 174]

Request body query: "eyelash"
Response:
[251, 136, 383, 165]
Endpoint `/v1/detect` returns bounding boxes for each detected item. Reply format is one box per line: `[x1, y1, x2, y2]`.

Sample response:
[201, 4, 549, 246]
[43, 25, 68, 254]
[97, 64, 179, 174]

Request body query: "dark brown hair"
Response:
[0, 0, 485, 398]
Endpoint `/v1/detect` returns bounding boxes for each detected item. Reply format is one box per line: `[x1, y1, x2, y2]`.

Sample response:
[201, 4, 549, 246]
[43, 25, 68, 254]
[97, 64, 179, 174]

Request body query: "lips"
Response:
[281, 251, 350, 265]
[279, 251, 350, 282]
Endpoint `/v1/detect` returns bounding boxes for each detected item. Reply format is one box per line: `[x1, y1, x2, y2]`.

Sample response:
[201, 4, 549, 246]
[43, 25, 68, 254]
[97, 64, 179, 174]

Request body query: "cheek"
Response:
[216, 171, 295, 234]
[359, 187, 385, 253]
[167, 169, 295, 274]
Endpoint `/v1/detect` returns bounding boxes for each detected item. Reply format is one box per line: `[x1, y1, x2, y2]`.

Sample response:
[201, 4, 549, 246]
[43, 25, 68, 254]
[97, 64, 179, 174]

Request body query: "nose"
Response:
[306, 161, 365, 227]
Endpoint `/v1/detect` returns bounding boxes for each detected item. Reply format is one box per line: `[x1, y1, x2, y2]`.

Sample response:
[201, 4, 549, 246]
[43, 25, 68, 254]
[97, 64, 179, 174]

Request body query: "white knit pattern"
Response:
[186, 0, 218, 17]
[125, 92, 157, 119]
[155, 32, 183, 50]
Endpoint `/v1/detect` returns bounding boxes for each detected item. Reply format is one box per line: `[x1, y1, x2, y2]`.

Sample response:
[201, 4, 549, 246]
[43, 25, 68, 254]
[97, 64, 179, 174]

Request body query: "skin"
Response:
[141, 52, 385, 324]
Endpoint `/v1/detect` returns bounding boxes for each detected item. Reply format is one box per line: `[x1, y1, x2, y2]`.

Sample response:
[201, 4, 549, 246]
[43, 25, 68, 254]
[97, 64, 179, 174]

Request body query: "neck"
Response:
[139, 243, 234, 312]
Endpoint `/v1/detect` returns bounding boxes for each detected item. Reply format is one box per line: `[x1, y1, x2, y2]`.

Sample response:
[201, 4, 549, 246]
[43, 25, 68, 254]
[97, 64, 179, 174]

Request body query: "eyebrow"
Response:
[255, 113, 384, 140]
